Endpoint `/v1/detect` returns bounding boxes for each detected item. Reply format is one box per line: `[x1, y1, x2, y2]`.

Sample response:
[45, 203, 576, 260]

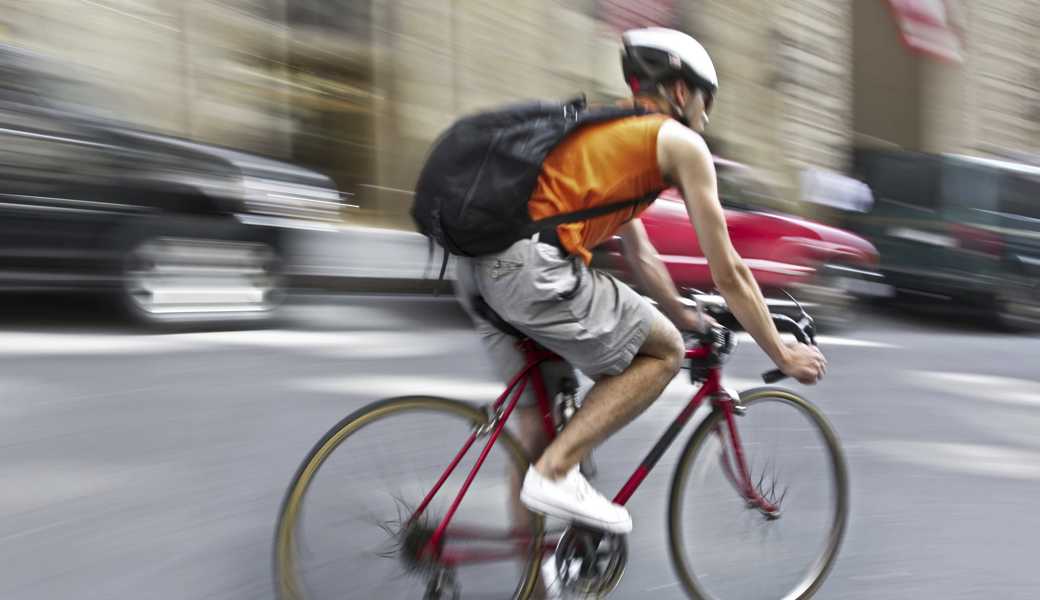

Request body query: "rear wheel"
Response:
[274, 396, 544, 600]
[668, 387, 848, 599]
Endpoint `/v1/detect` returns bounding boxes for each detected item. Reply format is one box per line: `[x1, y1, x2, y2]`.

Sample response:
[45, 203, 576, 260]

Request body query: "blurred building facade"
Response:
[854, 0, 1040, 159]
[1, 0, 1037, 228]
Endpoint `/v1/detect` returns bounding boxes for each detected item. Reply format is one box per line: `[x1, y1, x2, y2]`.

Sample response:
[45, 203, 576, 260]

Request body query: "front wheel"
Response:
[668, 387, 848, 600]
[993, 277, 1040, 332]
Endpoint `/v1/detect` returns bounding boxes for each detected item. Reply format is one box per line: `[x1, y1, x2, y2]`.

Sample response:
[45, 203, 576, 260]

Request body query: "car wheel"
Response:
[994, 277, 1040, 332]
[118, 217, 284, 327]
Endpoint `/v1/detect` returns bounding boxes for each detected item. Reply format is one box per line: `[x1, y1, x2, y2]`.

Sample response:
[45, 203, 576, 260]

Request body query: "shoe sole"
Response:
[519, 490, 632, 534]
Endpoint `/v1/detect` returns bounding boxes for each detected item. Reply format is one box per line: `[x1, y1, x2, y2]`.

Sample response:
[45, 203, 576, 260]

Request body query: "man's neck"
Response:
[631, 95, 670, 114]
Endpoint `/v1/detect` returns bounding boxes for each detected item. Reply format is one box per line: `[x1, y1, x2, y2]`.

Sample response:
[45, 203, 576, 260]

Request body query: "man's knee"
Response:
[639, 314, 685, 376]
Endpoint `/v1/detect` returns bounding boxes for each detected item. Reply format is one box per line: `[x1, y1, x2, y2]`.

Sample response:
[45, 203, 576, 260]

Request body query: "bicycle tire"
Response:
[667, 387, 849, 600]
[274, 395, 544, 600]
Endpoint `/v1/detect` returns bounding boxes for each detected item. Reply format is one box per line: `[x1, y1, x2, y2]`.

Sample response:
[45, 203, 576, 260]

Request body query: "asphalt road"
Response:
[1, 294, 1039, 599]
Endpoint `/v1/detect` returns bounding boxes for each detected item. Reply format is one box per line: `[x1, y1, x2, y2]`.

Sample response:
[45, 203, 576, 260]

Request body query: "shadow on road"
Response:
[0, 293, 137, 333]
[0, 291, 473, 335]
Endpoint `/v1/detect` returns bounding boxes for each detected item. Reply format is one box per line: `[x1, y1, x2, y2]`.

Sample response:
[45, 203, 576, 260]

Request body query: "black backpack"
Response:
[413, 96, 662, 274]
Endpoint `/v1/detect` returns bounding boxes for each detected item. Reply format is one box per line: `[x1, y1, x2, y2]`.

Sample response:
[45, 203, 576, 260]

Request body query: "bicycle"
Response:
[274, 296, 849, 599]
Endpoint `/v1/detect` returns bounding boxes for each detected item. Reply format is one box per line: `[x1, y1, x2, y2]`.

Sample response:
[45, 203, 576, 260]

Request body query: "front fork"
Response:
[713, 391, 782, 517]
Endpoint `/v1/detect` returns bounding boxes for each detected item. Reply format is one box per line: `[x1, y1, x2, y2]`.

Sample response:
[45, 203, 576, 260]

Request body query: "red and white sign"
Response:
[886, 0, 963, 63]
[597, 0, 679, 33]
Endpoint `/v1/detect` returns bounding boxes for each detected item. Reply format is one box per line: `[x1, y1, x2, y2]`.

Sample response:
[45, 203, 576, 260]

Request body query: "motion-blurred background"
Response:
[1, 0, 1038, 326]
[1, 1, 1039, 599]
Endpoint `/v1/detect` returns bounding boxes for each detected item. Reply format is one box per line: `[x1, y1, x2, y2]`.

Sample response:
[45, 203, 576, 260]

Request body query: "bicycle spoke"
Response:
[669, 391, 848, 600]
[275, 398, 541, 600]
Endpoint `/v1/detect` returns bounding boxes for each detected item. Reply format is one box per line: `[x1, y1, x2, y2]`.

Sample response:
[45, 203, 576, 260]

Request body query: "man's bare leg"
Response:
[534, 313, 684, 479]
[509, 405, 551, 528]
[509, 405, 567, 599]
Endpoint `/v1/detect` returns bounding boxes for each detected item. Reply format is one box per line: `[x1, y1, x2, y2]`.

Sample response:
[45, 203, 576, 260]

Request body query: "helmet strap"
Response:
[656, 83, 690, 127]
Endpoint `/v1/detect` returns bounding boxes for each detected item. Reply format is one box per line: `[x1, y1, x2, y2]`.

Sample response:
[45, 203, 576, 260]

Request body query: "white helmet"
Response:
[621, 28, 718, 101]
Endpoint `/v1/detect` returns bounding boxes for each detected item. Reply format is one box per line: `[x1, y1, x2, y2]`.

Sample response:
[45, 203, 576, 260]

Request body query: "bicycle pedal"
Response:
[552, 526, 627, 597]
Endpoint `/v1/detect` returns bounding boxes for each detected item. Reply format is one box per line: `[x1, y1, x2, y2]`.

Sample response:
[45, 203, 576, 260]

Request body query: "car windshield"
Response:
[941, 159, 1000, 213]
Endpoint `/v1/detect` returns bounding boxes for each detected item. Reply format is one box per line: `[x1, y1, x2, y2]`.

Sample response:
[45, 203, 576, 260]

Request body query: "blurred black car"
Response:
[0, 45, 343, 325]
[852, 149, 1040, 330]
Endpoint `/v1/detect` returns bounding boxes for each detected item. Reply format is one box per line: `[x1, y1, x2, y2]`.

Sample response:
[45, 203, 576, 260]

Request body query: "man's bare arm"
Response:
[618, 219, 706, 332]
[655, 120, 824, 383]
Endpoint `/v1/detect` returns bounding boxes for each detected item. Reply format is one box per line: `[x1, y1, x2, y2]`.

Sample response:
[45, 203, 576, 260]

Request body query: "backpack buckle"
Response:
[562, 94, 586, 120]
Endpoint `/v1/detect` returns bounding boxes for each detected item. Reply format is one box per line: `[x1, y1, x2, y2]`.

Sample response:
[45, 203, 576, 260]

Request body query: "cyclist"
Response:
[455, 27, 826, 535]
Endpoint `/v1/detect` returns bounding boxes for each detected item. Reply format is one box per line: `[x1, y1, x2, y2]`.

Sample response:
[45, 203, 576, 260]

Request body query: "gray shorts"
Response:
[456, 237, 659, 406]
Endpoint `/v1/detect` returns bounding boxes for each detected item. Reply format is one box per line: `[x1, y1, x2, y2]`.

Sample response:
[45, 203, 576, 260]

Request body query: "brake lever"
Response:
[801, 318, 817, 346]
[782, 289, 804, 312]
[761, 301, 817, 383]
[785, 289, 818, 346]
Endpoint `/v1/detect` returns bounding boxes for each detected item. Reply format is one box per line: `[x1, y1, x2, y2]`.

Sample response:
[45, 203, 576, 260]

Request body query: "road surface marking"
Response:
[735, 333, 896, 349]
[288, 375, 505, 401]
[171, 329, 475, 358]
[0, 333, 189, 355]
[0, 329, 475, 359]
[905, 371, 1040, 407]
[865, 441, 1040, 480]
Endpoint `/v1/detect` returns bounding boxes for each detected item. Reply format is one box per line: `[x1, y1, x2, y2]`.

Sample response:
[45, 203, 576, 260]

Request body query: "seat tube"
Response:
[527, 357, 557, 441]
[519, 339, 561, 441]
[412, 358, 537, 525]
[427, 375, 531, 553]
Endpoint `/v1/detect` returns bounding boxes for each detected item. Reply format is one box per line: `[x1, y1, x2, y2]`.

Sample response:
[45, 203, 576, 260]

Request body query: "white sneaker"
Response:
[519, 466, 632, 534]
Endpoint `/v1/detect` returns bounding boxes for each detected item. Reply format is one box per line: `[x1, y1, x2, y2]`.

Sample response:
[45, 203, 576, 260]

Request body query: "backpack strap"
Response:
[524, 103, 662, 238]
[523, 189, 661, 235]
[434, 247, 451, 295]
[572, 105, 650, 128]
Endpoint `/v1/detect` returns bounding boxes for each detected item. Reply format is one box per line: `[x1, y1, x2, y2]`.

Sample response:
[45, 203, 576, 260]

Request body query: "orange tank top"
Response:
[528, 113, 670, 264]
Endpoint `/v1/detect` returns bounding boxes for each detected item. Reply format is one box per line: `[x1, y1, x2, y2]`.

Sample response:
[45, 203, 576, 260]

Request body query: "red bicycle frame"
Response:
[412, 337, 777, 565]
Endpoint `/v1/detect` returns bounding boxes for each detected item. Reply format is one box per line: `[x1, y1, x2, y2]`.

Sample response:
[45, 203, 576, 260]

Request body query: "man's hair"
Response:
[630, 76, 686, 104]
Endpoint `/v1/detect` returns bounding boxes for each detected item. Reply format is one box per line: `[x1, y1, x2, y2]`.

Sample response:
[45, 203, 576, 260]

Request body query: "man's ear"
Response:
[672, 80, 689, 108]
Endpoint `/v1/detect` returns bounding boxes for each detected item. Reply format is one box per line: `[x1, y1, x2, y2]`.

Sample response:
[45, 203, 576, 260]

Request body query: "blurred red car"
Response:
[594, 159, 884, 327]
